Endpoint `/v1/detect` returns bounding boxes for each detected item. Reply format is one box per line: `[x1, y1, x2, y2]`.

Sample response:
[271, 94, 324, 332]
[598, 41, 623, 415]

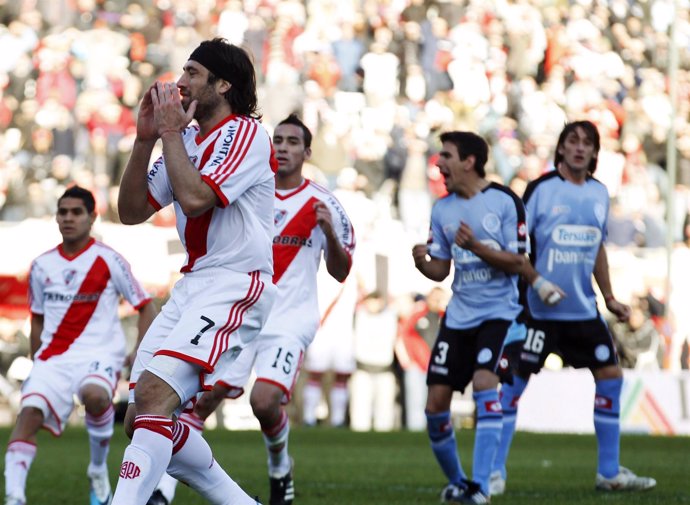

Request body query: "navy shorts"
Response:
[426, 318, 524, 393]
[516, 316, 618, 376]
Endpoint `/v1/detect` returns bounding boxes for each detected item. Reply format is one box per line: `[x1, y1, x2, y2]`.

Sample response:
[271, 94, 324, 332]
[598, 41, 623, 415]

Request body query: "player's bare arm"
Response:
[29, 313, 43, 359]
[315, 201, 351, 282]
[593, 243, 630, 322]
[412, 244, 450, 281]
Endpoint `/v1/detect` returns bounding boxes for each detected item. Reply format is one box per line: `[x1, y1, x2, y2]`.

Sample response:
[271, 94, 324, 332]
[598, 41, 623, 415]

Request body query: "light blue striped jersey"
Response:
[427, 182, 528, 329]
[523, 171, 610, 320]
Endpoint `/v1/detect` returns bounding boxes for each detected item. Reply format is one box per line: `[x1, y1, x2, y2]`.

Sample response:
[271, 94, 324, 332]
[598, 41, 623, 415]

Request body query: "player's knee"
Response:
[80, 384, 112, 415]
[472, 369, 499, 392]
[16, 406, 45, 430]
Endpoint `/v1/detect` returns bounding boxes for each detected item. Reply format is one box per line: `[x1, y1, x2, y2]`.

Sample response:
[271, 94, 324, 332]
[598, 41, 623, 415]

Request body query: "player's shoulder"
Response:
[32, 245, 61, 268]
[523, 170, 561, 201]
[91, 240, 130, 265]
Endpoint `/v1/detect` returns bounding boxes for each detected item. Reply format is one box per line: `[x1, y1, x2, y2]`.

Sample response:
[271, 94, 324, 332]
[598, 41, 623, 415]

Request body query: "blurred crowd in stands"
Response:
[1, 0, 690, 427]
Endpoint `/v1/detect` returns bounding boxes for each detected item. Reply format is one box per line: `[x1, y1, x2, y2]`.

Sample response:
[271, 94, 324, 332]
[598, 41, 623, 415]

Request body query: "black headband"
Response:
[189, 44, 233, 85]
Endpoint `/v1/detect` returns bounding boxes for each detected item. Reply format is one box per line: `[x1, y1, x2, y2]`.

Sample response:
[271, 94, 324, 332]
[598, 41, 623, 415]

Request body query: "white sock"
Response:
[156, 472, 179, 503]
[329, 383, 349, 427]
[111, 415, 174, 505]
[86, 403, 115, 473]
[302, 380, 322, 425]
[4, 440, 36, 501]
[262, 409, 290, 477]
[153, 410, 206, 501]
[167, 421, 256, 504]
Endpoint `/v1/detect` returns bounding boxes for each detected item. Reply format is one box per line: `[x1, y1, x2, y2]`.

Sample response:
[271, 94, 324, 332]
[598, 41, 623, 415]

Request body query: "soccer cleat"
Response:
[488, 471, 505, 496]
[439, 483, 465, 502]
[458, 480, 490, 504]
[595, 466, 656, 492]
[87, 469, 112, 505]
[269, 468, 295, 505]
[146, 489, 170, 505]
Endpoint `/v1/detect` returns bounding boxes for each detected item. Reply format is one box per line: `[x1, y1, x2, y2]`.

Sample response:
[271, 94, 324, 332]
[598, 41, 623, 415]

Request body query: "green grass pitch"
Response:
[1, 426, 687, 504]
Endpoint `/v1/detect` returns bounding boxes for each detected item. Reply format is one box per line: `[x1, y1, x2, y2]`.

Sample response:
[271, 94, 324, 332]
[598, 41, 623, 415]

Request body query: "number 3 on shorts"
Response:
[191, 315, 215, 345]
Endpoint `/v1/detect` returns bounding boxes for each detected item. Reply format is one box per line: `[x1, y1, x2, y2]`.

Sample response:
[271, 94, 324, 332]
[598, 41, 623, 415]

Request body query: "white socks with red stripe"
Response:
[167, 420, 256, 504]
[111, 415, 174, 505]
[4, 440, 36, 502]
[262, 409, 291, 477]
[86, 403, 115, 472]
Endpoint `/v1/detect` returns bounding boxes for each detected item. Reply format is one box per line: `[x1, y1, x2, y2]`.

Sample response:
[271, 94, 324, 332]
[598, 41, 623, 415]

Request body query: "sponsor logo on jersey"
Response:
[273, 235, 313, 247]
[44, 292, 101, 303]
[547, 249, 589, 271]
[208, 125, 237, 168]
[551, 225, 601, 247]
[119, 461, 141, 479]
[62, 269, 77, 285]
[147, 157, 165, 181]
[485, 400, 502, 413]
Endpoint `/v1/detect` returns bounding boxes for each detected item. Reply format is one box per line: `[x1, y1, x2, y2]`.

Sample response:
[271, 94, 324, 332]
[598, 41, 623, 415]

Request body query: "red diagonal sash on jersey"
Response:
[272, 197, 319, 284]
[38, 256, 111, 360]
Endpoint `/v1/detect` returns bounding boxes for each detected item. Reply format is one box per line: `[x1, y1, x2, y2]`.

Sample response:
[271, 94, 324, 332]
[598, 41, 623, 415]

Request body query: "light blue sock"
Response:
[472, 389, 503, 495]
[426, 411, 466, 485]
[492, 375, 528, 480]
[594, 377, 622, 478]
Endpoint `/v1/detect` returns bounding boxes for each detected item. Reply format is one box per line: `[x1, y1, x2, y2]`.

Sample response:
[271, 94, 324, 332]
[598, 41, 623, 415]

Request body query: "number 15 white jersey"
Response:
[265, 179, 355, 346]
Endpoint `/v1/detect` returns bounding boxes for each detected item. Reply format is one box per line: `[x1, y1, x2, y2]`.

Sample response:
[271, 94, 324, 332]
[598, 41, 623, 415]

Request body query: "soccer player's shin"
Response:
[86, 403, 115, 472]
[112, 416, 173, 505]
[426, 411, 466, 485]
[4, 441, 36, 502]
[594, 377, 622, 478]
[473, 389, 502, 495]
[492, 375, 528, 482]
[262, 408, 291, 477]
[167, 420, 256, 504]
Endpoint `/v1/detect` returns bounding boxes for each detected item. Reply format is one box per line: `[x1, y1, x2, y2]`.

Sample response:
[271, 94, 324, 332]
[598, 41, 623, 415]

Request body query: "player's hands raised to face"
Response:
[150, 81, 196, 137]
[135, 84, 159, 141]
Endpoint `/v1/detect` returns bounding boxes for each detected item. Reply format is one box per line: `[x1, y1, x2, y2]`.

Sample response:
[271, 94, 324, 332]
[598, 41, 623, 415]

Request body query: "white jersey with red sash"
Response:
[265, 179, 355, 346]
[29, 238, 151, 361]
[146, 114, 276, 276]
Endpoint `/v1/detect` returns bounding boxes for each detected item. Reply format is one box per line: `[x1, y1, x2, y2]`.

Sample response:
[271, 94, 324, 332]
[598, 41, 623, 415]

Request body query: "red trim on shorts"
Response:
[255, 377, 292, 403]
[81, 373, 116, 396]
[209, 271, 264, 368]
[153, 349, 213, 373]
[212, 380, 244, 399]
[21, 392, 62, 437]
